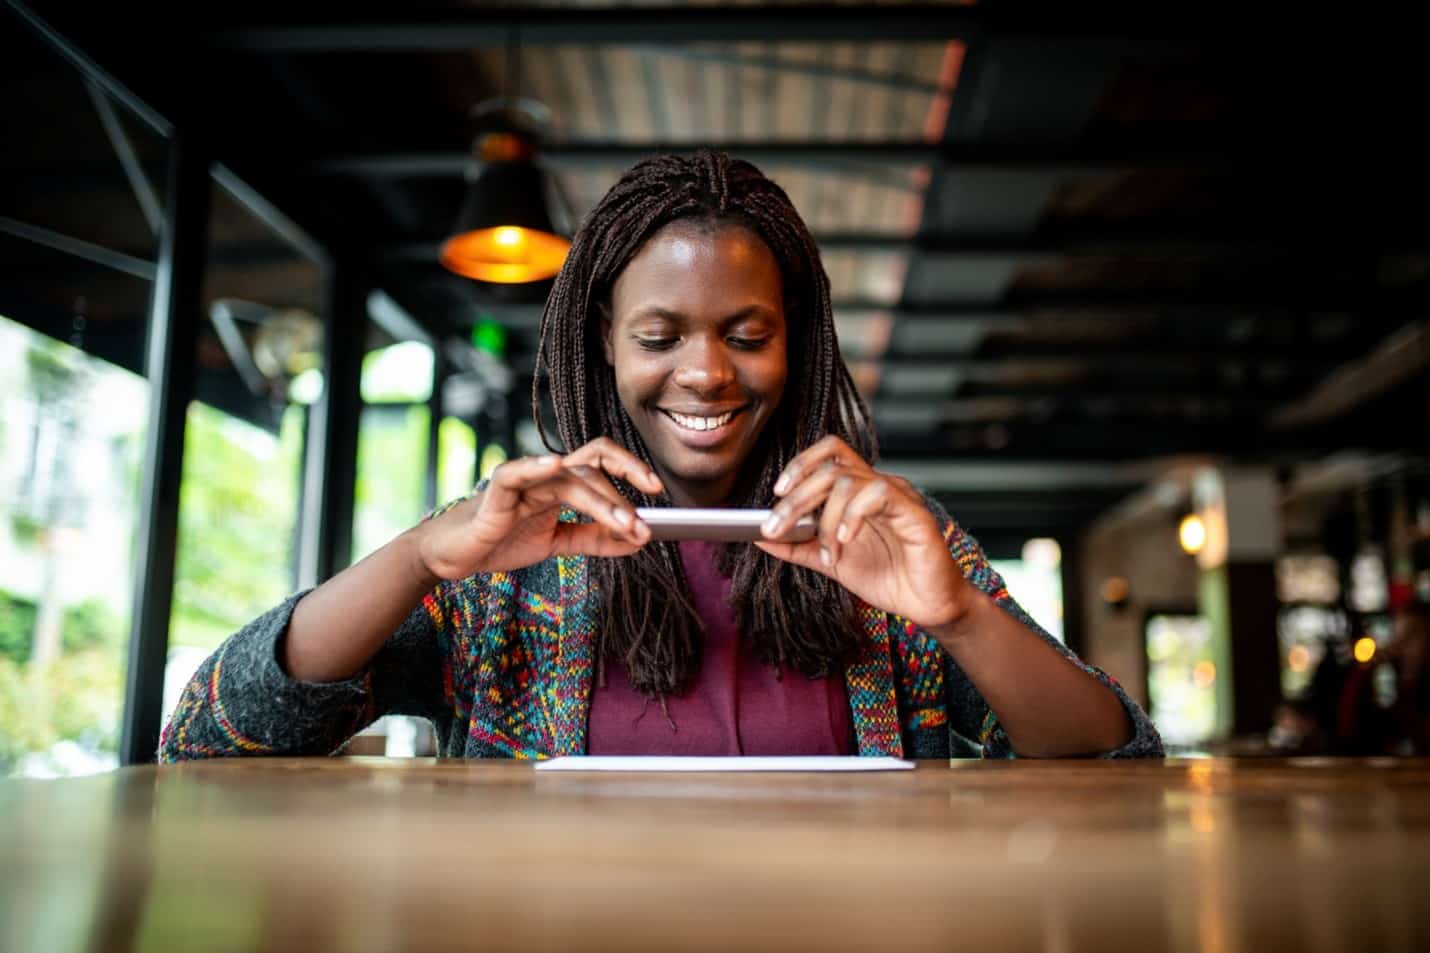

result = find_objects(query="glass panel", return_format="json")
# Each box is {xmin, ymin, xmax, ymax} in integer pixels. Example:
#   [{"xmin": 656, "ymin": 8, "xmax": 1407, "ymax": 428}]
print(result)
[
  {"xmin": 163, "ymin": 178, "xmax": 322, "ymax": 723},
  {"xmin": 1276, "ymin": 554, "xmax": 1341, "ymax": 605},
  {"xmin": 352, "ymin": 403, "xmax": 431, "ymax": 564},
  {"xmin": 352, "ymin": 334, "xmax": 435, "ymax": 562},
  {"xmin": 989, "ymin": 538, "xmax": 1064, "ymax": 642},
  {"xmin": 1277, "ymin": 605, "xmax": 1349, "ymax": 699},
  {"xmin": 350, "ymin": 333, "xmax": 439, "ymax": 755},
  {"xmin": 1145, "ymin": 614, "xmax": 1217, "ymax": 748},
  {"xmin": 0, "ymin": 21, "xmax": 164, "ymax": 776},
  {"xmin": 0, "ymin": 314, "xmax": 148, "ymax": 777},
  {"xmin": 437, "ymin": 416, "xmax": 477, "ymax": 506}
]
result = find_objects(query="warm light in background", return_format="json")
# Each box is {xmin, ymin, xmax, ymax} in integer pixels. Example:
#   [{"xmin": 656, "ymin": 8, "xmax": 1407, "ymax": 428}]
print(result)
[
  {"xmin": 1193, "ymin": 661, "xmax": 1217, "ymax": 688},
  {"xmin": 1178, "ymin": 513, "xmax": 1207, "ymax": 555},
  {"xmin": 1354, "ymin": 637, "xmax": 1377, "ymax": 664},
  {"xmin": 440, "ymin": 125, "xmax": 571, "ymax": 284},
  {"xmin": 440, "ymin": 226, "xmax": 570, "ymax": 284},
  {"xmin": 1101, "ymin": 576, "xmax": 1130, "ymax": 605},
  {"xmin": 1287, "ymin": 644, "xmax": 1312, "ymax": 673}
]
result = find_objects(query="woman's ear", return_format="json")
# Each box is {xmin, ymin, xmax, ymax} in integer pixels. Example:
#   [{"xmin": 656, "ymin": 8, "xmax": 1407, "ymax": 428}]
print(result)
[{"xmin": 599, "ymin": 303, "xmax": 615, "ymax": 366}]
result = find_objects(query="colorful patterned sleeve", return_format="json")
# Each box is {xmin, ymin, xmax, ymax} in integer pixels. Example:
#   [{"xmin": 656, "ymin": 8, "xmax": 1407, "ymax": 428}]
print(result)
[
  {"xmin": 157, "ymin": 589, "xmax": 450, "ymax": 762},
  {"xmin": 922, "ymin": 495, "xmax": 1164, "ymax": 759}
]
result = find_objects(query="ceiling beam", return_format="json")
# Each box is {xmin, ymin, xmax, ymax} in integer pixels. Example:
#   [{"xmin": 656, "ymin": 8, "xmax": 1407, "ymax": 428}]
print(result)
[
  {"xmin": 381, "ymin": 231, "xmax": 1427, "ymax": 264},
  {"xmin": 879, "ymin": 459, "xmax": 1174, "ymax": 492},
  {"xmin": 875, "ymin": 416, "xmax": 1410, "ymax": 460},
  {"xmin": 312, "ymin": 140, "xmax": 1233, "ymax": 178},
  {"xmin": 863, "ymin": 354, "xmax": 1336, "ymax": 376},
  {"xmin": 201, "ymin": 6, "xmax": 1221, "ymax": 53},
  {"xmin": 389, "ymin": 291, "xmax": 1423, "ymax": 332},
  {"xmin": 874, "ymin": 395, "xmax": 1289, "ymax": 424}
]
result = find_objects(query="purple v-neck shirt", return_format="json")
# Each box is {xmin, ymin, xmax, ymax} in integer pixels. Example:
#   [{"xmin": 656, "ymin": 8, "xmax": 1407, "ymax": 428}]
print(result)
[{"xmin": 586, "ymin": 540, "xmax": 855, "ymax": 756}]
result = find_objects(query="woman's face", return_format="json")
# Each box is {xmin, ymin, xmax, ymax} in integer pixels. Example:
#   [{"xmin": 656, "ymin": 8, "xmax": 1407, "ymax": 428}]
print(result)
[{"xmin": 603, "ymin": 221, "xmax": 788, "ymax": 507}]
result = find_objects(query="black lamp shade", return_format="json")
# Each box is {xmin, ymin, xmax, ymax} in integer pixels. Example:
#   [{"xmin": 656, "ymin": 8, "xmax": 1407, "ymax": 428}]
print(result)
[{"xmin": 440, "ymin": 160, "xmax": 570, "ymax": 284}]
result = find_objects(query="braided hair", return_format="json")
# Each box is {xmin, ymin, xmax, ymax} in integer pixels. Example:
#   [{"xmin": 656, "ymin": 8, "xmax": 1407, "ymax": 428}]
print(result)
[{"xmin": 533, "ymin": 150, "xmax": 877, "ymax": 697}]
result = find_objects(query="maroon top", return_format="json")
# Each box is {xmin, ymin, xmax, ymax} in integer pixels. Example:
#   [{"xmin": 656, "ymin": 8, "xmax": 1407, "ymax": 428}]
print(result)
[{"xmin": 586, "ymin": 540, "xmax": 855, "ymax": 756}]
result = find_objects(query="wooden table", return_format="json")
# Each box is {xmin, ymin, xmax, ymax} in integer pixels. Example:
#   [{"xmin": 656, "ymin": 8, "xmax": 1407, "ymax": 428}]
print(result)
[{"xmin": 4, "ymin": 758, "xmax": 1428, "ymax": 952}]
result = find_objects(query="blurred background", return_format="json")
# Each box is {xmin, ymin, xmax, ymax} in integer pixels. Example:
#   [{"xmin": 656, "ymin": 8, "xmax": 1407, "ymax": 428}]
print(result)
[{"xmin": 2, "ymin": 1, "xmax": 1427, "ymax": 774}]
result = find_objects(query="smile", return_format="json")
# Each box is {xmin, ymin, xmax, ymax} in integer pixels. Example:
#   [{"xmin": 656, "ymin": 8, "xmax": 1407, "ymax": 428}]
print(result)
[{"xmin": 661, "ymin": 408, "xmax": 742, "ymax": 432}]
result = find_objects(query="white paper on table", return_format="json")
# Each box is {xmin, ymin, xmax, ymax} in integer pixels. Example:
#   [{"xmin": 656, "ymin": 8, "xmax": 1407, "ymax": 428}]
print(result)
[{"xmin": 534, "ymin": 756, "xmax": 914, "ymax": 772}]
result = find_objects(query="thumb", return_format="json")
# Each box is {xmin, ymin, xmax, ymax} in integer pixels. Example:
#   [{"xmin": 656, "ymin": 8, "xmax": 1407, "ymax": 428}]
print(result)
[
  {"xmin": 554, "ymin": 520, "xmax": 646, "ymax": 558},
  {"xmin": 754, "ymin": 539, "xmax": 827, "ymax": 574}
]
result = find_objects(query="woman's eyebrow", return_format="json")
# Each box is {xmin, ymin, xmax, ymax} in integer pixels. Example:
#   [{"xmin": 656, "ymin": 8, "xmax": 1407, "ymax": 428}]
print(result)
[{"xmin": 627, "ymin": 305, "xmax": 778, "ymax": 325}]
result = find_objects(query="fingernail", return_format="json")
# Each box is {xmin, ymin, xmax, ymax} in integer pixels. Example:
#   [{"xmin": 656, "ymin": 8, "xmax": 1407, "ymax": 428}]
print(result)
[
  {"xmin": 820, "ymin": 546, "xmax": 833, "ymax": 567},
  {"xmin": 774, "ymin": 474, "xmax": 790, "ymax": 495},
  {"xmin": 613, "ymin": 507, "xmax": 633, "ymax": 527},
  {"xmin": 541, "ymin": 454, "xmax": 559, "ymax": 464},
  {"xmin": 763, "ymin": 512, "xmax": 784, "ymax": 535},
  {"xmin": 836, "ymin": 523, "xmax": 850, "ymax": 543}
]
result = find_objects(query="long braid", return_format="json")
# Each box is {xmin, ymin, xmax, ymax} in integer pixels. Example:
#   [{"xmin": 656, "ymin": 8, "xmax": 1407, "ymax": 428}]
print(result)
[{"xmin": 534, "ymin": 150, "xmax": 876, "ymax": 696}]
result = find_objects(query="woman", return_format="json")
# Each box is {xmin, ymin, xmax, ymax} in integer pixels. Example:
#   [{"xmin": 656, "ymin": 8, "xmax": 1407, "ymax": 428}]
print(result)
[{"xmin": 161, "ymin": 152, "xmax": 1161, "ymax": 761}]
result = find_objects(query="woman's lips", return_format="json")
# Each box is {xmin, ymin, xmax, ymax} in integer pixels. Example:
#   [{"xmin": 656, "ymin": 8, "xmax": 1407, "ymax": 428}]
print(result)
[{"xmin": 658, "ymin": 406, "xmax": 746, "ymax": 448}]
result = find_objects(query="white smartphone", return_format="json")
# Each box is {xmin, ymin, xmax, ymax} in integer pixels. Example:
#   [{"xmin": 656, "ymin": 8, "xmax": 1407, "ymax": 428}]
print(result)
[{"xmin": 634, "ymin": 507, "xmax": 817, "ymax": 542}]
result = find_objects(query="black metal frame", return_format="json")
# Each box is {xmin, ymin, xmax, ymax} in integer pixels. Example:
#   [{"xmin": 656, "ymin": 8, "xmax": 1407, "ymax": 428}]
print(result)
[
  {"xmin": 120, "ymin": 132, "xmax": 210, "ymax": 765},
  {"xmin": 298, "ymin": 261, "xmax": 364, "ymax": 587},
  {"xmin": 9, "ymin": 0, "xmax": 358, "ymax": 763}
]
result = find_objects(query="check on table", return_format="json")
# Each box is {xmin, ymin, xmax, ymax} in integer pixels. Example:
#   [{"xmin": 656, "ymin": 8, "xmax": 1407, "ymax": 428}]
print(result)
[
  {"xmin": 534, "ymin": 755, "xmax": 915, "ymax": 771},
  {"xmin": 3, "ymin": 758, "xmax": 1428, "ymax": 952}
]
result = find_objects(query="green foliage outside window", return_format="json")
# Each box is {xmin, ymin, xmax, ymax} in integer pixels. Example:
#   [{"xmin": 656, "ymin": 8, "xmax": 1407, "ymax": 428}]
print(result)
[
  {"xmin": 0, "ymin": 592, "xmax": 127, "ymax": 771},
  {"xmin": 170, "ymin": 402, "xmax": 306, "ymax": 652}
]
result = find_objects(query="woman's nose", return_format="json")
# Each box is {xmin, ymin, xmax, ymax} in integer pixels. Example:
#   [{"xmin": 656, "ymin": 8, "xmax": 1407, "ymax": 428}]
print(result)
[{"xmin": 672, "ymin": 339, "xmax": 735, "ymax": 394}]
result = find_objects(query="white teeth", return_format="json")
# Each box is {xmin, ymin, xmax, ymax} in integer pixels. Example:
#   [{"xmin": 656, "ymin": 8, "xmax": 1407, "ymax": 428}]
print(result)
[{"xmin": 667, "ymin": 410, "xmax": 735, "ymax": 432}]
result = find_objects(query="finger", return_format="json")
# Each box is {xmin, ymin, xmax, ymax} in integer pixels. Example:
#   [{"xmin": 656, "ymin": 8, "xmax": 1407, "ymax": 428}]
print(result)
[
  {"xmin": 564, "ymin": 437, "xmax": 665, "ymax": 497},
  {"xmin": 562, "ymin": 464, "xmax": 660, "ymax": 543},
  {"xmin": 773, "ymin": 435, "xmax": 865, "ymax": 497},
  {"xmin": 483, "ymin": 455, "xmax": 565, "ymax": 512},
  {"xmin": 838, "ymin": 478, "xmax": 895, "ymax": 548},
  {"xmin": 817, "ymin": 472, "xmax": 862, "ymax": 567},
  {"xmin": 553, "ymin": 520, "xmax": 647, "ymax": 559},
  {"xmin": 753, "ymin": 539, "xmax": 828, "ymax": 576},
  {"xmin": 762, "ymin": 460, "xmax": 847, "ymax": 540},
  {"xmin": 526, "ymin": 471, "xmax": 648, "ymax": 544}
]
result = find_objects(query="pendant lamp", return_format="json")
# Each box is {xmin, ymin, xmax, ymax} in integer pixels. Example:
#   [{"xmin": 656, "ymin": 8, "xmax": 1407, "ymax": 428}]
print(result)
[{"xmin": 440, "ymin": 101, "xmax": 570, "ymax": 284}]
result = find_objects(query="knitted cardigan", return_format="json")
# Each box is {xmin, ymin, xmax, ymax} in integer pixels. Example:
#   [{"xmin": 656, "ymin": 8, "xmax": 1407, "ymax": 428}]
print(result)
[{"xmin": 159, "ymin": 496, "xmax": 1163, "ymax": 762}]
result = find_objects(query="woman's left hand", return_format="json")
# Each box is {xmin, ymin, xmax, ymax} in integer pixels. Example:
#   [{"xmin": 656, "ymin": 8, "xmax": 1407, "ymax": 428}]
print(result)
[{"xmin": 755, "ymin": 435, "xmax": 973, "ymax": 630}]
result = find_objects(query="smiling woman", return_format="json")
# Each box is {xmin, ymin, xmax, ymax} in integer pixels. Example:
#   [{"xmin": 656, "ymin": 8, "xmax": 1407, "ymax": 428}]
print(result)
[
  {"xmin": 601, "ymin": 225, "xmax": 788, "ymax": 505},
  {"xmin": 159, "ymin": 151, "xmax": 1163, "ymax": 764},
  {"xmin": 530, "ymin": 154, "xmax": 876, "ymax": 704}
]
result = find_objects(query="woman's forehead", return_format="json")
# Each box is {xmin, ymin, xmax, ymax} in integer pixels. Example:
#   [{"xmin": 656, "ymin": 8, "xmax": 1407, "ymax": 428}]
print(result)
[{"xmin": 613, "ymin": 222, "xmax": 782, "ymax": 307}]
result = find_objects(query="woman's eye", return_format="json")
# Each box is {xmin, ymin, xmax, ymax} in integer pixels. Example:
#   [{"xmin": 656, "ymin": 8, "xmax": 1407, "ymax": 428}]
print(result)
[
  {"xmin": 728, "ymin": 337, "xmax": 769, "ymax": 350},
  {"xmin": 635, "ymin": 337, "xmax": 677, "ymax": 351}
]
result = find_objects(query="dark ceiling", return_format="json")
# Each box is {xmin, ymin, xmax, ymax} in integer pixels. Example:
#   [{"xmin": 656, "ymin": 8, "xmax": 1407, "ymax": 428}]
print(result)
[{"xmin": 5, "ymin": 1, "xmax": 1428, "ymax": 550}]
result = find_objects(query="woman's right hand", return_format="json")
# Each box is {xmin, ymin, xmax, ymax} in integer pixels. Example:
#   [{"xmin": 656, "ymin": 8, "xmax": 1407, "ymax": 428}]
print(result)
[{"xmin": 415, "ymin": 437, "xmax": 664, "ymax": 581}]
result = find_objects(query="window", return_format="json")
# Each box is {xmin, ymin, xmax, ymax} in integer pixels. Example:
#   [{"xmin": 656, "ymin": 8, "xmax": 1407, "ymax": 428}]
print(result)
[
  {"xmin": 0, "ymin": 19, "xmax": 167, "ymax": 774},
  {"xmin": 0, "ymin": 316, "xmax": 148, "ymax": 776},
  {"xmin": 163, "ymin": 178, "xmax": 322, "ymax": 724},
  {"xmin": 1145, "ymin": 614, "xmax": 1217, "ymax": 747},
  {"xmin": 989, "ymin": 538, "xmax": 1064, "ymax": 641},
  {"xmin": 352, "ymin": 337, "xmax": 434, "ymax": 563}
]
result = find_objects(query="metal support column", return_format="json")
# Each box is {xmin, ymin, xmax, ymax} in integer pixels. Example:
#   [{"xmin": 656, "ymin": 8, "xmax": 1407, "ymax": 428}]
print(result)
[
  {"xmin": 297, "ymin": 260, "xmax": 365, "ymax": 587},
  {"xmin": 1060, "ymin": 534, "xmax": 1085, "ymax": 658},
  {"xmin": 120, "ymin": 133, "xmax": 210, "ymax": 764},
  {"xmin": 425, "ymin": 353, "xmax": 446, "ymax": 512}
]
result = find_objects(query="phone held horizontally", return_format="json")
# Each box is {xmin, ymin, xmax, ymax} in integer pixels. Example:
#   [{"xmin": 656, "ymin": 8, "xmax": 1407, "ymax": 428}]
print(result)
[{"xmin": 635, "ymin": 508, "xmax": 817, "ymax": 542}]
